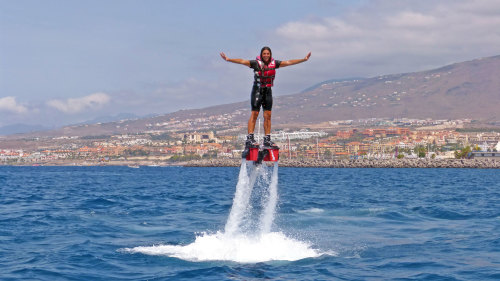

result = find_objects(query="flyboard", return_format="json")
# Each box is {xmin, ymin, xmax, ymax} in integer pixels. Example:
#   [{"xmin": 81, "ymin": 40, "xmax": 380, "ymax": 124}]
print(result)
[{"xmin": 242, "ymin": 142, "xmax": 279, "ymax": 164}]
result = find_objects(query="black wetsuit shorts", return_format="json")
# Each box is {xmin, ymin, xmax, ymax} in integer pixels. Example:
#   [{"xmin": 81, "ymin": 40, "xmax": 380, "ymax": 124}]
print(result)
[{"xmin": 250, "ymin": 85, "xmax": 273, "ymax": 111}]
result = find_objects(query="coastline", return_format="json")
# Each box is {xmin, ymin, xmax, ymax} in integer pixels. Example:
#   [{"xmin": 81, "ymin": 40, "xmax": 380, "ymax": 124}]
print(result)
[
  {"xmin": 2, "ymin": 158, "xmax": 499, "ymax": 168},
  {"xmin": 184, "ymin": 158, "xmax": 500, "ymax": 168}
]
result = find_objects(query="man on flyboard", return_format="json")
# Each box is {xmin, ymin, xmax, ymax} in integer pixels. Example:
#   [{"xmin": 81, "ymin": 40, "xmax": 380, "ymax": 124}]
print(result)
[{"xmin": 220, "ymin": 47, "xmax": 311, "ymax": 156}]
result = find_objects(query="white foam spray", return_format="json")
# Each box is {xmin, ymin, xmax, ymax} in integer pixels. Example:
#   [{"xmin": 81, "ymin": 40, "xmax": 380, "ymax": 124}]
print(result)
[
  {"xmin": 125, "ymin": 231, "xmax": 320, "ymax": 263},
  {"xmin": 124, "ymin": 159, "xmax": 329, "ymax": 262}
]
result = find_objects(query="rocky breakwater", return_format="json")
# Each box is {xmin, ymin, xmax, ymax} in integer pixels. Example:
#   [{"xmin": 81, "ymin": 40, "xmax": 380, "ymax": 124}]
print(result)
[
  {"xmin": 185, "ymin": 158, "xmax": 240, "ymax": 167},
  {"xmin": 184, "ymin": 158, "xmax": 500, "ymax": 168}
]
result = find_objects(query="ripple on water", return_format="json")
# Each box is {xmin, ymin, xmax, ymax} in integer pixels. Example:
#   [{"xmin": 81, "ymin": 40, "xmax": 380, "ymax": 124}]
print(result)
[{"xmin": 1, "ymin": 167, "xmax": 500, "ymax": 280}]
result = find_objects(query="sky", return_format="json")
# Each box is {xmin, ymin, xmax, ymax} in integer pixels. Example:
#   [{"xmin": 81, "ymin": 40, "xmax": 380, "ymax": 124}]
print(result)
[{"xmin": 1, "ymin": 0, "xmax": 500, "ymax": 129}]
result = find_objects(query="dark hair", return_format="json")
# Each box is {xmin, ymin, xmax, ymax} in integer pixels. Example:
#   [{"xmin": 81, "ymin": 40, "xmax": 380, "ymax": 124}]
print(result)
[{"xmin": 260, "ymin": 46, "xmax": 272, "ymax": 62}]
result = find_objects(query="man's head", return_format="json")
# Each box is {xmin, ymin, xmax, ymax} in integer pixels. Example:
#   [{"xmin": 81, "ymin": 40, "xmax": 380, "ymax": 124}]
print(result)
[{"xmin": 260, "ymin": 46, "xmax": 272, "ymax": 64}]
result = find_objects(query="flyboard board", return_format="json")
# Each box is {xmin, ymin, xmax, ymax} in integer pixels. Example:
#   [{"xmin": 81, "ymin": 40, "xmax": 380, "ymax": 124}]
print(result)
[{"xmin": 242, "ymin": 144, "xmax": 279, "ymax": 164}]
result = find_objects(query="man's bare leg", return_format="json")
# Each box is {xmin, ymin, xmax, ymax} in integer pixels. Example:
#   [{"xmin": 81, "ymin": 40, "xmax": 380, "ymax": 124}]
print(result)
[
  {"xmin": 248, "ymin": 110, "xmax": 260, "ymax": 134},
  {"xmin": 263, "ymin": 110, "xmax": 277, "ymax": 147},
  {"xmin": 242, "ymin": 111, "xmax": 260, "ymax": 158},
  {"xmin": 263, "ymin": 110, "xmax": 272, "ymax": 135}
]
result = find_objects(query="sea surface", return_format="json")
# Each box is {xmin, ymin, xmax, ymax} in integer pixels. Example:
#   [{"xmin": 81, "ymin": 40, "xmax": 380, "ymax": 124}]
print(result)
[{"xmin": 1, "ymin": 165, "xmax": 499, "ymax": 280}]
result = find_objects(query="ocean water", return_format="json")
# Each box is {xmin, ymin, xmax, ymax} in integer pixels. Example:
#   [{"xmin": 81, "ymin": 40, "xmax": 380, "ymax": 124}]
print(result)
[{"xmin": 1, "ymin": 165, "xmax": 499, "ymax": 280}]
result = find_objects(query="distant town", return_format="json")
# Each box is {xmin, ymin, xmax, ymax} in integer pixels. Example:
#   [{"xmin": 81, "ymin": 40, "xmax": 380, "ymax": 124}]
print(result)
[{"xmin": 2, "ymin": 115, "xmax": 500, "ymax": 166}]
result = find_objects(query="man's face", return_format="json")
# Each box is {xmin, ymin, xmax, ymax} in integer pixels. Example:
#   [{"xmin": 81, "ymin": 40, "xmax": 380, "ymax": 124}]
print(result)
[{"xmin": 261, "ymin": 50, "xmax": 271, "ymax": 63}]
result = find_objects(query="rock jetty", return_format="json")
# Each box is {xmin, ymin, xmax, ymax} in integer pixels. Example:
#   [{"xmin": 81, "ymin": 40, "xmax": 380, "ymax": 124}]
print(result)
[{"xmin": 184, "ymin": 158, "xmax": 500, "ymax": 168}]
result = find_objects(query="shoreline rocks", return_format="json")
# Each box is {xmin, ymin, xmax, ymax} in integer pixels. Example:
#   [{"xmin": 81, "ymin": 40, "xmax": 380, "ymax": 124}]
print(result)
[
  {"xmin": 184, "ymin": 158, "xmax": 500, "ymax": 168},
  {"xmin": 3, "ymin": 158, "xmax": 499, "ymax": 168}
]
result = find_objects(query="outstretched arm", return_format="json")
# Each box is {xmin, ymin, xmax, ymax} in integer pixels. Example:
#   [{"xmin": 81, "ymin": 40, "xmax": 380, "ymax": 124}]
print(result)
[
  {"xmin": 279, "ymin": 52, "xmax": 311, "ymax": 68},
  {"xmin": 220, "ymin": 52, "xmax": 251, "ymax": 67}
]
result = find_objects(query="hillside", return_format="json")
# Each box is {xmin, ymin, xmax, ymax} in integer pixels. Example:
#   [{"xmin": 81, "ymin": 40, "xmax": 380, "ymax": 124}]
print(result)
[
  {"xmin": 8, "ymin": 55, "xmax": 500, "ymax": 138},
  {"xmin": 273, "ymin": 55, "xmax": 500, "ymax": 124}
]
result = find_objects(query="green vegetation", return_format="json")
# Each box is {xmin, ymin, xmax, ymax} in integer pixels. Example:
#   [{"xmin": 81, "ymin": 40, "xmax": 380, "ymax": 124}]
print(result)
[
  {"xmin": 150, "ymin": 133, "xmax": 174, "ymax": 141},
  {"xmin": 323, "ymin": 150, "xmax": 332, "ymax": 159},
  {"xmin": 398, "ymin": 148, "xmax": 413, "ymax": 154},
  {"xmin": 342, "ymin": 133, "xmax": 366, "ymax": 143},
  {"xmin": 123, "ymin": 149, "xmax": 150, "ymax": 156},
  {"xmin": 397, "ymin": 154, "xmax": 404, "ymax": 159},
  {"xmin": 414, "ymin": 146, "xmax": 427, "ymax": 158},
  {"xmin": 454, "ymin": 146, "xmax": 471, "ymax": 159},
  {"xmin": 202, "ymin": 151, "xmax": 217, "ymax": 159},
  {"xmin": 168, "ymin": 154, "xmax": 201, "ymax": 162}
]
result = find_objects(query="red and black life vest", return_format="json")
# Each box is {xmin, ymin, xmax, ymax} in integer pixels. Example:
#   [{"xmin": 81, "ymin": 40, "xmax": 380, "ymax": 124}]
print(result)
[{"xmin": 254, "ymin": 56, "xmax": 276, "ymax": 87}]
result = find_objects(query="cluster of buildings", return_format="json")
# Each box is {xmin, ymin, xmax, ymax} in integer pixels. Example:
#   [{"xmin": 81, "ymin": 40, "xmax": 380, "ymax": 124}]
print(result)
[
  {"xmin": 2, "ymin": 126, "xmax": 500, "ymax": 165},
  {"xmin": 314, "ymin": 128, "xmax": 500, "ymax": 159}
]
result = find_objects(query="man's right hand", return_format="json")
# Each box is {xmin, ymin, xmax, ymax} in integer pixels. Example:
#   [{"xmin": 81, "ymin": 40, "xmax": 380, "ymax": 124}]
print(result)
[{"xmin": 220, "ymin": 52, "xmax": 228, "ymax": 61}]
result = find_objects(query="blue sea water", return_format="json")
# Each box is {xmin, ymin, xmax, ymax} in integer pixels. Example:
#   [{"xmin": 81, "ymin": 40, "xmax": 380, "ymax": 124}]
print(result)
[{"xmin": 1, "ymin": 166, "xmax": 499, "ymax": 280}]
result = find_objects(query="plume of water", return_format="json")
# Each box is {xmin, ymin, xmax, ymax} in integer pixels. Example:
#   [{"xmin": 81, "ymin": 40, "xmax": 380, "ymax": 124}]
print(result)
[
  {"xmin": 225, "ymin": 160, "xmax": 278, "ymax": 235},
  {"xmin": 224, "ymin": 159, "xmax": 260, "ymax": 235},
  {"xmin": 125, "ymin": 159, "xmax": 327, "ymax": 262},
  {"xmin": 259, "ymin": 162, "xmax": 279, "ymax": 234}
]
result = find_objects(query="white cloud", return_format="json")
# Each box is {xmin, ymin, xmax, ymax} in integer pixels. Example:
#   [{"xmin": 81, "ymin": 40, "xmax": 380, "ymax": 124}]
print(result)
[
  {"xmin": 0, "ymin": 96, "xmax": 28, "ymax": 114},
  {"xmin": 47, "ymin": 92, "xmax": 111, "ymax": 113},
  {"xmin": 386, "ymin": 12, "xmax": 437, "ymax": 28},
  {"xmin": 271, "ymin": 0, "xmax": 500, "ymax": 81},
  {"xmin": 277, "ymin": 18, "xmax": 362, "ymax": 41}
]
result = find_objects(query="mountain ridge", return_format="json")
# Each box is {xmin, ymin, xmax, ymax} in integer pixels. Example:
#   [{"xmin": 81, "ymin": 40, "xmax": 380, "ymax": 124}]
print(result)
[{"xmin": 6, "ymin": 55, "xmax": 500, "ymax": 138}]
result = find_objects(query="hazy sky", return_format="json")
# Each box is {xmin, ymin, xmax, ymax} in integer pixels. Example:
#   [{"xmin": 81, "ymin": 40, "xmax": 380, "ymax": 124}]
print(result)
[{"xmin": 1, "ymin": 0, "xmax": 500, "ymax": 128}]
